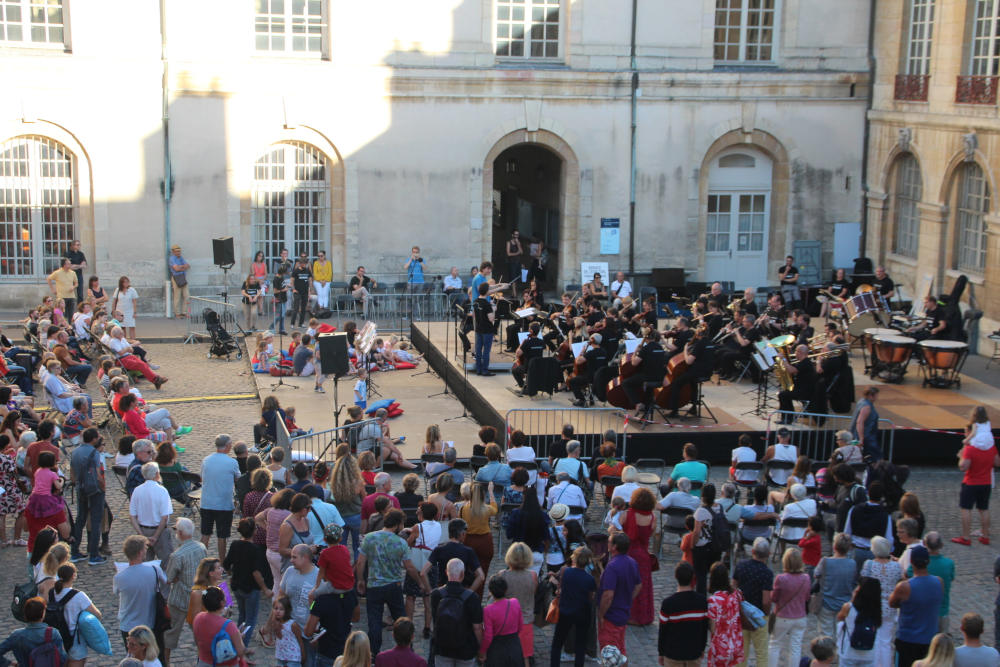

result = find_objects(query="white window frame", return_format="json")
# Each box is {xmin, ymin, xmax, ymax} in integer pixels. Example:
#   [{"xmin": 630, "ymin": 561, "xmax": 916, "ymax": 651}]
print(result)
[
  {"xmin": 970, "ymin": 0, "xmax": 1000, "ymax": 76},
  {"xmin": 0, "ymin": 0, "xmax": 68, "ymax": 49},
  {"xmin": 905, "ymin": 0, "xmax": 935, "ymax": 75},
  {"xmin": 713, "ymin": 0, "xmax": 779, "ymax": 64},
  {"xmin": 955, "ymin": 162, "xmax": 989, "ymax": 273},
  {"xmin": 893, "ymin": 154, "xmax": 921, "ymax": 258},
  {"xmin": 0, "ymin": 136, "xmax": 77, "ymax": 281},
  {"xmin": 253, "ymin": 0, "xmax": 327, "ymax": 58},
  {"xmin": 494, "ymin": 0, "xmax": 563, "ymax": 61},
  {"xmin": 251, "ymin": 142, "xmax": 330, "ymax": 269}
]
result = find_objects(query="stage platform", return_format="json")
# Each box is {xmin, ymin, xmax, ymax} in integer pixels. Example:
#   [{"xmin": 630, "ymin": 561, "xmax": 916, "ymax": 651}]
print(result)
[{"xmin": 411, "ymin": 321, "xmax": 1000, "ymax": 466}]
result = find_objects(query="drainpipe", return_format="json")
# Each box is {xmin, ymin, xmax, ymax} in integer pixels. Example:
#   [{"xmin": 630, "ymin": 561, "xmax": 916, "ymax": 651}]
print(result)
[
  {"xmin": 628, "ymin": 0, "xmax": 638, "ymax": 275},
  {"xmin": 159, "ymin": 0, "xmax": 174, "ymax": 314},
  {"xmin": 859, "ymin": 0, "xmax": 877, "ymax": 258}
]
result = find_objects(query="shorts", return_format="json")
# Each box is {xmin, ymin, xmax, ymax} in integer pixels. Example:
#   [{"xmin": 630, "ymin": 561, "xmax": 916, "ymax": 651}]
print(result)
[
  {"xmin": 68, "ymin": 632, "xmax": 88, "ymax": 660},
  {"xmin": 200, "ymin": 508, "xmax": 234, "ymax": 538},
  {"xmin": 960, "ymin": 483, "xmax": 992, "ymax": 510}
]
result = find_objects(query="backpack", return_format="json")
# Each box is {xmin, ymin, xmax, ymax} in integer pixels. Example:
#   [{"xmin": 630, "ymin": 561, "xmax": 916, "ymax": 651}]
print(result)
[
  {"xmin": 848, "ymin": 612, "xmax": 878, "ymax": 651},
  {"xmin": 211, "ymin": 619, "xmax": 238, "ymax": 665},
  {"xmin": 11, "ymin": 575, "xmax": 39, "ymax": 622},
  {"xmin": 434, "ymin": 588, "xmax": 474, "ymax": 654},
  {"xmin": 705, "ymin": 504, "xmax": 732, "ymax": 556},
  {"xmin": 79, "ymin": 447, "xmax": 101, "ymax": 497},
  {"xmin": 45, "ymin": 589, "xmax": 79, "ymax": 651},
  {"xmin": 28, "ymin": 627, "xmax": 62, "ymax": 667}
]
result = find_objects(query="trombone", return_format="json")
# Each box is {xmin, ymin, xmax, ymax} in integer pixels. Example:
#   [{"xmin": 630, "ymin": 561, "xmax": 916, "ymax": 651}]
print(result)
[{"xmin": 807, "ymin": 348, "xmax": 844, "ymax": 360}]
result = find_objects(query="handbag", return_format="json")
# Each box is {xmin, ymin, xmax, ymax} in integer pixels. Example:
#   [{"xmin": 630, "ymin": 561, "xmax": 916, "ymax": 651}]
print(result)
[
  {"xmin": 151, "ymin": 567, "xmax": 171, "ymax": 635},
  {"xmin": 533, "ymin": 577, "xmax": 553, "ymax": 627},
  {"xmin": 768, "ymin": 575, "xmax": 810, "ymax": 633},
  {"xmin": 649, "ymin": 552, "xmax": 660, "ymax": 572},
  {"xmin": 740, "ymin": 600, "xmax": 766, "ymax": 630},
  {"xmin": 545, "ymin": 596, "xmax": 560, "ymax": 624}
]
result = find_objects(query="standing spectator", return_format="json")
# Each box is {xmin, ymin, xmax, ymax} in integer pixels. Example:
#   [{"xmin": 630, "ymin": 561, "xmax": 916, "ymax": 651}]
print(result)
[
  {"xmin": 47, "ymin": 258, "xmax": 79, "ymax": 318},
  {"xmin": 843, "ymin": 482, "xmax": 893, "ymax": 569},
  {"xmin": 50, "ymin": 563, "xmax": 102, "ymax": 665},
  {"xmin": 69, "ymin": 428, "xmax": 107, "ymax": 565},
  {"xmin": 459, "ymin": 481, "xmax": 497, "ymax": 596},
  {"xmin": 404, "ymin": 246, "xmax": 425, "ymax": 319},
  {"xmin": 425, "ymin": 519, "xmax": 484, "ymax": 591},
  {"xmin": 815, "ymin": 533, "xmax": 858, "ymax": 638},
  {"xmin": 804, "ymin": 636, "xmax": 837, "ymax": 667},
  {"xmin": 331, "ymin": 451, "xmax": 365, "ymax": 559},
  {"xmin": 550, "ymin": 547, "xmax": 596, "ymax": 667},
  {"xmin": 235, "ymin": 454, "xmax": 262, "ymax": 509},
  {"xmin": 168, "ymin": 245, "xmax": 190, "ymax": 318},
  {"xmin": 223, "ymin": 518, "xmax": 271, "ymax": 647},
  {"xmin": 608, "ymin": 489, "xmax": 652, "ymax": 627},
  {"xmin": 692, "ymin": 484, "xmax": 724, "ymax": 595},
  {"xmin": 954, "ymin": 410, "xmax": 999, "ymax": 546},
  {"xmin": 125, "ymin": 626, "xmax": 161, "ymax": 667},
  {"xmin": 278, "ymin": 493, "xmax": 317, "ymax": 573},
  {"xmin": 666, "ymin": 444, "xmax": 709, "ymax": 496},
  {"xmin": 598, "ymin": 533, "xmax": 640, "ymax": 655},
  {"xmin": 478, "ymin": 575, "xmax": 524, "ymax": 666},
  {"xmin": 955, "ymin": 613, "xmax": 1000, "ymax": 667},
  {"xmin": 498, "ymin": 542, "xmax": 538, "ymax": 664},
  {"xmin": 192, "ymin": 587, "xmax": 246, "ymax": 667},
  {"xmin": 891, "ymin": 545, "xmax": 944, "ymax": 667},
  {"xmin": 707, "ymin": 561, "xmax": 744, "ymax": 667},
  {"xmin": 472, "ymin": 281, "xmax": 496, "ymax": 377},
  {"xmin": 835, "ymin": 576, "xmax": 884, "ymax": 667},
  {"xmin": 64, "ymin": 240, "xmax": 87, "ymax": 304},
  {"xmin": 0, "ymin": 433, "xmax": 27, "ymax": 548},
  {"xmin": 430, "ymin": 557, "xmax": 483, "ymax": 667},
  {"xmin": 304, "ymin": 581, "xmax": 360, "ymax": 666},
  {"xmin": 860, "ymin": 536, "xmax": 903, "ymax": 667},
  {"xmin": 257, "ymin": 488, "xmax": 295, "ymax": 588},
  {"xmin": 270, "ymin": 264, "xmax": 290, "ymax": 335},
  {"xmin": 335, "ymin": 631, "xmax": 372, "ymax": 667},
  {"xmin": 768, "ymin": 547, "xmax": 811, "ymax": 667},
  {"xmin": 290, "ymin": 253, "xmax": 312, "ymax": 329},
  {"xmin": 200, "ymin": 433, "xmax": 241, "ymax": 557},
  {"xmin": 162, "ymin": 517, "xmax": 207, "ymax": 666},
  {"xmin": 376, "ymin": 617, "xmax": 427, "ymax": 667},
  {"xmin": 906, "ymin": 532, "xmax": 954, "ymax": 635},
  {"xmin": 913, "ymin": 634, "xmax": 954, "ymax": 667},
  {"xmin": 24, "ymin": 451, "xmax": 70, "ymax": 551},
  {"xmin": 357, "ymin": 509, "xmax": 427, "ymax": 656},
  {"xmin": 280, "ymin": 544, "xmax": 319, "ymax": 666},
  {"xmin": 303, "ymin": 484, "xmax": 343, "ymax": 545},
  {"xmin": 659, "ymin": 561, "xmax": 709, "ymax": 667},
  {"xmin": 128, "ymin": 462, "xmax": 174, "ymax": 561},
  {"xmin": 849, "ymin": 386, "xmax": 881, "ymax": 461},
  {"xmin": 733, "ymin": 537, "xmax": 773, "ymax": 667},
  {"xmin": 0, "ymin": 596, "xmax": 67, "ymax": 665},
  {"xmin": 897, "ymin": 518, "xmax": 925, "ymax": 574},
  {"xmin": 111, "ymin": 276, "xmax": 140, "ymax": 339}
]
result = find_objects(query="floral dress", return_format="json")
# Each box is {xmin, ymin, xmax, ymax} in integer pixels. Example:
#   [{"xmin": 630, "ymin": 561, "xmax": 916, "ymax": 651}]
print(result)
[
  {"xmin": 707, "ymin": 588, "xmax": 745, "ymax": 667},
  {"xmin": 0, "ymin": 450, "xmax": 26, "ymax": 515}
]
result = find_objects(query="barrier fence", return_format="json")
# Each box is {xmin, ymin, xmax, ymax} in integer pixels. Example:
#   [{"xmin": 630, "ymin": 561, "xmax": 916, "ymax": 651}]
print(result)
[
  {"xmin": 504, "ymin": 407, "xmax": 630, "ymax": 461},
  {"xmin": 285, "ymin": 417, "xmax": 382, "ymax": 467},
  {"xmin": 764, "ymin": 410, "xmax": 896, "ymax": 462}
]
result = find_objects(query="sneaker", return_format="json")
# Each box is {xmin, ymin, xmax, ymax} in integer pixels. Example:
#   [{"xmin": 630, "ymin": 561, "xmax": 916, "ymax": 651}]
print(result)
[
  {"xmin": 176, "ymin": 426, "xmax": 193, "ymax": 436},
  {"xmin": 87, "ymin": 556, "xmax": 108, "ymax": 566},
  {"xmin": 560, "ymin": 653, "xmax": 575, "ymax": 663},
  {"xmin": 70, "ymin": 553, "xmax": 88, "ymax": 563},
  {"xmin": 314, "ymin": 386, "xmax": 325, "ymax": 393},
  {"xmin": 149, "ymin": 364, "xmax": 161, "ymax": 370},
  {"xmin": 173, "ymin": 445, "xmax": 186, "ymax": 453}
]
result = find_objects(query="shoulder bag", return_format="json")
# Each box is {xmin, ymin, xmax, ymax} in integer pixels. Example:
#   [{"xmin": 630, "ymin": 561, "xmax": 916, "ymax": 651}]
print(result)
[{"xmin": 768, "ymin": 574, "xmax": 810, "ymax": 633}]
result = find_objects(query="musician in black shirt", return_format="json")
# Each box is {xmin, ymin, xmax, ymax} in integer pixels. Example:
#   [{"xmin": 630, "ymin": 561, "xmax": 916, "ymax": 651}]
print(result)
[
  {"xmin": 739, "ymin": 287, "xmax": 760, "ymax": 318},
  {"xmin": 569, "ymin": 333, "xmax": 609, "ymax": 406},
  {"xmin": 821, "ymin": 268, "xmax": 850, "ymax": 319},
  {"xmin": 778, "ymin": 255, "xmax": 801, "ymax": 307},
  {"xmin": 792, "ymin": 312, "xmax": 815, "ymax": 347},
  {"xmin": 472, "ymin": 282, "xmax": 497, "ymax": 376},
  {"xmin": 717, "ymin": 314, "xmax": 761, "ymax": 380},
  {"xmin": 628, "ymin": 297, "xmax": 658, "ymax": 335},
  {"xmin": 760, "ymin": 293, "xmax": 787, "ymax": 338},
  {"xmin": 291, "ymin": 254, "xmax": 313, "ymax": 327},
  {"xmin": 907, "ymin": 295, "xmax": 961, "ymax": 341},
  {"xmin": 872, "ymin": 266, "xmax": 895, "ymax": 299},
  {"xmin": 585, "ymin": 302, "xmax": 604, "ymax": 328},
  {"xmin": 708, "ymin": 282, "xmax": 729, "ymax": 309},
  {"xmin": 667, "ymin": 332, "xmax": 712, "ymax": 417},
  {"xmin": 512, "ymin": 321, "xmax": 546, "ymax": 388},
  {"xmin": 777, "ymin": 344, "xmax": 818, "ymax": 421},
  {"xmin": 623, "ymin": 330, "xmax": 667, "ymax": 412},
  {"xmin": 663, "ymin": 317, "xmax": 694, "ymax": 361},
  {"xmin": 704, "ymin": 301, "xmax": 725, "ymax": 340}
]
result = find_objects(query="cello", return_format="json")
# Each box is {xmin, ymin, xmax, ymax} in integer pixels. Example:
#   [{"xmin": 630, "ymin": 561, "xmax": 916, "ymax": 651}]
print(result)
[
  {"xmin": 606, "ymin": 331, "xmax": 655, "ymax": 409},
  {"xmin": 654, "ymin": 322, "xmax": 707, "ymax": 411}
]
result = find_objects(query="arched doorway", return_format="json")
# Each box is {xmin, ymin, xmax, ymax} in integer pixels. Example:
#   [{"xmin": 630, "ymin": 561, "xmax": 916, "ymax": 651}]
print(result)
[{"xmin": 491, "ymin": 144, "xmax": 562, "ymax": 290}]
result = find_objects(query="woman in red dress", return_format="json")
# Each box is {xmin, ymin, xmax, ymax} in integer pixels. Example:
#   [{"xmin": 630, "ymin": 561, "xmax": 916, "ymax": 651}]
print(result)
[{"xmin": 611, "ymin": 487, "xmax": 656, "ymax": 625}]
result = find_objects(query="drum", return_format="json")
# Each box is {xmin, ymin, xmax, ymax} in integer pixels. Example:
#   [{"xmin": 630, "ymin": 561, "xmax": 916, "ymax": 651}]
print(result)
[
  {"xmin": 846, "ymin": 293, "xmax": 884, "ymax": 336},
  {"xmin": 874, "ymin": 334, "xmax": 915, "ymax": 364},
  {"xmin": 863, "ymin": 327, "xmax": 897, "ymax": 357},
  {"xmin": 919, "ymin": 340, "xmax": 967, "ymax": 369}
]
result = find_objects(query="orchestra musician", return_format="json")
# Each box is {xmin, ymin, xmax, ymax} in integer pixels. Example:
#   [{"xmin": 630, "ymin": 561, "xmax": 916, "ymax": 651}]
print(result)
[
  {"xmin": 778, "ymin": 255, "xmax": 801, "ymax": 307},
  {"xmin": 584, "ymin": 301, "xmax": 604, "ymax": 329},
  {"xmin": 468, "ymin": 261, "xmax": 493, "ymax": 302},
  {"xmin": 716, "ymin": 313, "xmax": 761, "ymax": 381},
  {"xmin": 791, "ymin": 312, "xmax": 815, "ymax": 347},
  {"xmin": 543, "ymin": 293, "xmax": 577, "ymax": 352},
  {"xmin": 906, "ymin": 295, "xmax": 963, "ymax": 342},
  {"xmin": 872, "ymin": 266, "xmax": 896, "ymax": 299},
  {"xmin": 512, "ymin": 321, "xmax": 547, "ymax": 389},
  {"xmin": 569, "ymin": 333, "xmax": 609, "ymax": 407},
  {"xmin": 820, "ymin": 268, "xmax": 849, "ymax": 319},
  {"xmin": 759, "ymin": 293, "xmax": 787, "ymax": 338},
  {"xmin": 662, "ymin": 316, "xmax": 694, "ymax": 361},
  {"xmin": 814, "ymin": 341, "xmax": 851, "ymax": 414},
  {"xmin": 629, "ymin": 297, "xmax": 658, "ymax": 336},
  {"xmin": 599, "ymin": 308, "xmax": 622, "ymax": 352},
  {"xmin": 740, "ymin": 287, "xmax": 759, "ymax": 317},
  {"xmin": 618, "ymin": 296, "xmax": 637, "ymax": 323},
  {"xmin": 624, "ymin": 329, "xmax": 667, "ymax": 415},
  {"xmin": 472, "ymin": 281, "xmax": 497, "ymax": 376},
  {"xmin": 708, "ymin": 282, "xmax": 729, "ymax": 309},
  {"xmin": 777, "ymin": 344, "xmax": 818, "ymax": 423},
  {"xmin": 665, "ymin": 326, "xmax": 712, "ymax": 418},
  {"xmin": 703, "ymin": 301, "xmax": 725, "ymax": 340},
  {"xmin": 505, "ymin": 289, "xmax": 540, "ymax": 352}
]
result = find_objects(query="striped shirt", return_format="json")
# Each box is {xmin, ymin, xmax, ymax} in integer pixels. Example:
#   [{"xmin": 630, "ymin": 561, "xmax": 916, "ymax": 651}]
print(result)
[
  {"xmin": 658, "ymin": 590, "xmax": 709, "ymax": 662},
  {"xmin": 164, "ymin": 538, "xmax": 207, "ymax": 610}
]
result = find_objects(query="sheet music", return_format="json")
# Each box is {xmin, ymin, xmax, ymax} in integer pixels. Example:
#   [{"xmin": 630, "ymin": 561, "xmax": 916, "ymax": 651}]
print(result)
[
  {"xmin": 571, "ymin": 342, "xmax": 586, "ymax": 358},
  {"xmin": 623, "ymin": 331, "xmax": 637, "ymax": 340},
  {"xmin": 515, "ymin": 307, "xmax": 536, "ymax": 318},
  {"xmin": 623, "ymin": 339, "xmax": 641, "ymax": 354},
  {"xmin": 517, "ymin": 332, "xmax": 530, "ymax": 344}
]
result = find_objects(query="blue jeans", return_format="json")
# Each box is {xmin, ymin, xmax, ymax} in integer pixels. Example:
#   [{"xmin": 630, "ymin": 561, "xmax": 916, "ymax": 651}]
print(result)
[
  {"xmin": 366, "ymin": 582, "xmax": 405, "ymax": 655},
  {"xmin": 271, "ymin": 301, "xmax": 286, "ymax": 332},
  {"xmin": 341, "ymin": 513, "xmax": 361, "ymax": 560},
  {"xmin": 475, "ymin": 333, "xmax": 493, "ymax": 374},
  {"xmin": 233, "ymin": 588, "xmax": 260, "ymax": 646},
  {"xmin": 73, "ymin": 492, "xmax": 105, "ymax": 559},
  {"xmin": 66, "ymin": 363, "xmax": 92, "ymax": 386},
  {"xmin": 4, "ymin": 364, "xmax": 32, "ymax": 396}
]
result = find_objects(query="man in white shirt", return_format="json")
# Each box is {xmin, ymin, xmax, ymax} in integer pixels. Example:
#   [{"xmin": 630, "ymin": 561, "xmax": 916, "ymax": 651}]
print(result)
[
  {"xmin": 656, "ymin": 477, "xmax": 700, "ymax": 529},
  {"xmin": 443, "ymin": 266, "xmax": 466, "ymax": 307},
  {"xmin": 128, "ymin": 461, "xmax": 174, "ymax": 560},
  {"xmin": 731, "ymin": 435, "xmax": 760, "ymax": 483},
  {"xmin": 546, "ymin": 472, "xmax": 587, "ymax": 523},
  {"xmin": 610, "ymin": 271, "xmax": 633, "ymax": 308}
]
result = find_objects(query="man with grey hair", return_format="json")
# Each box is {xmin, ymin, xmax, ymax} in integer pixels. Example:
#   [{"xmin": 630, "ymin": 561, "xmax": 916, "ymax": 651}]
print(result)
[
  {"xmin": 546, "ymin": 471, "xmax": 587, "ymax": 523},
  {"xmin": 200, "ymin": 433, "xmax": 241, "ymax": 556},
  {"xmin": 124, "ymin": 438, "xmax": 156, "ymax": 497},
  {"xmin": 778, "ymin": 483, "xmax": 818, "ymax": 542},
  {"xmin": 430, "ymin": 557, "xmax": 483, "ymax": 666},
  {"xmin": 426, "ymin": 446, "xmax": 465, "ymax": 502},
  {"xmin": 128, "ymin": 461, "xmax": 174, "ymax": 560},
  {"xmin": 909, "ymin": 531, "xmax": 955, "ymax": 635},
  {"xmin": 733, "ymin": 536, "xmax": 773, "ymax": 667},
  {"xmin": 656, "ymin": 477, "xmax": 700, "ymax": 530},
  {"xmin": 163, "ymin": 517, "xmax": 206, "ymax": 664},
  {"xmin": 280, "ymin": 543, "xmax": 320, "ymax": 666},
  {"xmin": 553, "ymin": 439, "xmax": 590, "ymax": 487},
  {"xmin": 361, "ymin": 471, "xmax": 401, "ymax": 533}
]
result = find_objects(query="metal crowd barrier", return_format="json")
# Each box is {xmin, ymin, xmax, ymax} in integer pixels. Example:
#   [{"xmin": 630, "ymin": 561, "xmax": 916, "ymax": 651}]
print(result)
[
  {"xmin": 504, "ymin": 407, "xmax": 630, "ymax": 460},
  {"xmin": 764, "ymin": 410, "xmax": 896, "ymax": 462},
  {"xmin": 286, "ymin": 417, "xmax": 382, "ymax": 467}
]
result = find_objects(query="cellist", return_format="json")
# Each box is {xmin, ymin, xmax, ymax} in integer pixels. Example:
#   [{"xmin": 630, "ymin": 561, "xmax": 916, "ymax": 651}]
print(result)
[
  {"xmin": 664, "ymin": 323, "xmax": 712, "ymax": 418},
  {"xmin": 623, "ymin": 329, "xmax": 667, "ymax": 416},
  {"xmin": 569, "ymin": 333, "xmax": 609, "ymax": 407}
]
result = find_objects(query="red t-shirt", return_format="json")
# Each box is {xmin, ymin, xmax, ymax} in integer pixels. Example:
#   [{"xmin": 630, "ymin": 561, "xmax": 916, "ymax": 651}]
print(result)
[
  {"xmin": 798, "ymin": 533, "xmax": 822, "ymax": 567},
  {"xmin": 122, "ymin": 409, "xmax": 150, "ymax": 438},
  {"xmin": 26, "ymin": 441, "xmax": 60, "ymax": 475},
  {"xmin": 317, "ymin": 544, "xmax": 354, "ymax": 590},
  {"xmin": 962, "ymin": 444, "xmax": 997, "ymax": 486},
  {"xmin": 192, "ymin": 612, "xmax": 240, "ymax": 665},
  {"xmin": 360, "ymin": 492, "xmax": 400, "ymax": 521},
  {"xmin": 362, "ymin": 470, "xmax": 376, "ymax": 485}
]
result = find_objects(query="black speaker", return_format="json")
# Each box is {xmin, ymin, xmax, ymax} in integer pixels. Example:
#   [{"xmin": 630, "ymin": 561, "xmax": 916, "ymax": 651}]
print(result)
[
  {"xmin": 318, "ymin": 332, "xmax": 350, "ymax": 378},
  {"xmin": 212, "ymin": 237, "xmax": 235, "ymax": 267}
]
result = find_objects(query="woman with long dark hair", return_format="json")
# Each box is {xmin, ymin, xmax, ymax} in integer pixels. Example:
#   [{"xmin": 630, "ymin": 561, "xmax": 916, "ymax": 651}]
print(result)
[
  {"xmin": 836, "ymin": 576, "xmax": 883, "ymax": 666},
  {"xmin": 506, "ymin": 484, "xmax": 549, "ymax": 572},
  {"xmin": 707, "ymin": 561, "xmax": 744, "ymax": 667},
  {"xmin": 692, "ymin": 483, "xmax": 723, "ymax": 595}
]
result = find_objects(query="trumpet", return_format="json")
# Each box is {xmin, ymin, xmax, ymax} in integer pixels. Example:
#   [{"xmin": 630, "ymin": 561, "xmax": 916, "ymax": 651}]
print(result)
[{"xmin": 726, "ymin": 298, "xmax": 744, "ymax": 312}]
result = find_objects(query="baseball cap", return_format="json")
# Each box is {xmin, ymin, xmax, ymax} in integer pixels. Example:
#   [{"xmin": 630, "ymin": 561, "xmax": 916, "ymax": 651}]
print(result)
[{"xmin": 909, "ymin": 544, "xmax": 930, "ymax": 567}]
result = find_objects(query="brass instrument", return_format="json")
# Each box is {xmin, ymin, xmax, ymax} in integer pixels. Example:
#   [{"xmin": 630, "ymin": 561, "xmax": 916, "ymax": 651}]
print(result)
[
  {"xmin": 807, "ymin": 349, "xmax": 844, "ymax": 360},
  {"xmin": 726, "ymin": 297, "xmax": 744, "ymax": 312},
  {"xmin": 855, "ymin": 284, "xmax": 874, "ymax": 295},
  {"xmin": 773, "ymin": 355, "xmax": 794, "ymax": 391}
]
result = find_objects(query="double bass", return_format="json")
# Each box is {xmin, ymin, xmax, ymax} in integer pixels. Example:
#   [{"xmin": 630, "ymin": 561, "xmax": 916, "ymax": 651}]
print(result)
[
  {"xmin": 654, "ymin": 322, "xmax": 707, "ymax": 411},
  {"xmin": 606, "ymin": 331, "xmax": 657, "ymax": 409}
]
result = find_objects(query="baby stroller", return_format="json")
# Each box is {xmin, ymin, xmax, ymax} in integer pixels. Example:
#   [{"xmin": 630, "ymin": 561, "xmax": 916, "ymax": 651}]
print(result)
[{"xmin": 203, "ymin": 308, "xmax": 242, "ymax": 361}]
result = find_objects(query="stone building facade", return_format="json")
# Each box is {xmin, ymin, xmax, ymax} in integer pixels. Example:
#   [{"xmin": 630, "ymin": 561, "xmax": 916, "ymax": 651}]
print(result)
[
  {"xmin": 1, "ymin": 0, "xmax": 870, "ymax": 311},
  {"xmin": 866, "ymin": 0, "xmax": 1000, "ymax": 351}
]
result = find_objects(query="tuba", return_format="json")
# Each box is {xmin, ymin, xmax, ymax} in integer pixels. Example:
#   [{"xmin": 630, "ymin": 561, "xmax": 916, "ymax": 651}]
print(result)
[{"xmin": 773, "ymin": 355, "xmax": 794, "ymax": 392}]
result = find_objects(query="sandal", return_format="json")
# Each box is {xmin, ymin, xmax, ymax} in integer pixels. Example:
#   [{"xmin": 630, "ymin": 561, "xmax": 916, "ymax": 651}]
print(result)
[{"xmin": 13, "ymin": 539, "xmax": 27, "ymax": 547}]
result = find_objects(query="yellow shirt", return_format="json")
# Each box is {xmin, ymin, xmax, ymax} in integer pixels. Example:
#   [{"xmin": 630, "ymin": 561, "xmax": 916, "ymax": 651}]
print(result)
[
  {"xmin": 312, "ymin": 261, "xmax": 332, "ymax": 282},
  {"xmin": 48, "ymin": 268, "xmax": 78, "ymax": 298},
  {"xmin": 460, "ymin": 499, "xmax": 498, "ymax": 535}
]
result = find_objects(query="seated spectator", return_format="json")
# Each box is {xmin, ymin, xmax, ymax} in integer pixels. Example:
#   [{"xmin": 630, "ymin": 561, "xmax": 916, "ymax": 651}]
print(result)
[
  {"xmin": 394, "ymin": 474, "xmax": 423, "ymax": 526},
  {"xmin": 358, "ymin": 451, "xmax": 377, "ymax": 486},
  {"xmin": 119, "ymin": 393, "xmax": 171, "ymax": 444},
  {"xmin": 657, "ymin": 477, "xmax": 700, "ymax": 529},
  {"xmin": 155, "ymin": 441, "xmax": 192, "ymax": 504},
  {"xmin": 737, "ymin": 485, "xmax": 779, "ymax": 543},
  {"xmin": 361, "ymin": 472, "xmax": 401, "ymax": 533},
  {"xmin": 718, "ymin": 483, "xmax": 744, "ymax": 524},
  {"xmin": 475, "ymin": 443, "xmax": 512, "ymax": 494},
  {"xmin": 0, "ymin": 595, "xmax": 67, "ymax": 665},
  {"xmin": 667, "ymin": 443, "xmax": 708, "ymax": 496},
  {"xmin": 612, "ymin": 466, "xmax": 641, "ymax": 504},
  {"xmin": 552, "ymin": 440, "xmax": 590, "ymax": 486},
  {"xmin": 61, "ymin": 396, "xmax": 93, "ymax": 446},
  {"xmin": 107, "ymin": 326, "xmax": 167, "ymax": 389},
  {"xmin": 292, "ymin": 334, "xmax": 325, "ymax": 393},
  {"xmin": 778, "ymin": 484, "xmax": 818, "ymax": 542},
  {"xmin": 424, "ymin": 423, "xmax": 449, "ymax": 456},
  {"xmin": 546, "ymin": 473, "xmax": 586, "ymax": 523},
  {"xmin": 770, "ymin": 455, "xmax": 816, "ymax": 507},
  {"xmin": 505, "ymin": 429, "xmax": 540, "ymax": 488},
  {"xmin": 42, "ymin": 360, "xmax": 92, "ymax": 417},
  {"xmin": 267, "ymin": 446, "xmax": 288, "ymax": 485},
  {"xmin": 426, "ymin": 448, "xmax": 465, "ymax": 501},
  {"xmin": 502, "ymin": 468, "xmax": 529, "ymax": 511},
  {"xmin": 110, "ymin": 376, "xmax": 187, "ymax": 439},
  {"xmin": 831, "ymin": 430, "xmax": 864, "ymax": 465},
  {"xmin": 731, "ymin": 433, "xmax": 760, "ymax": 484},
  {"xmin": 595, "ymin": 443, "xmax": 627, "ymax": 500},
  {"xmin": 115, "ymin": 435, "xmax": 137, "ymax": 468}
]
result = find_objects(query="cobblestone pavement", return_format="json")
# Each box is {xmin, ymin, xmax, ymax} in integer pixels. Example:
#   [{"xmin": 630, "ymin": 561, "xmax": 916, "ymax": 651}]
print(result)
[{"xmin": 1, "ymin": 342, "xmax": 996, "ymax": 665}]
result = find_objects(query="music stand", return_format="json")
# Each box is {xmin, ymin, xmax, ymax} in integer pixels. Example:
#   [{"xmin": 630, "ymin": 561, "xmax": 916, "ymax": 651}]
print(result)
[
  {"xmin": 446, "ymin": 323, "xmax": 476, "ymax": 423},
  {"xmin": 269, "ymin": 328, "xmax": 298, "ymax": 391},
  {"xmin": 427, "ymin": 310, "xmax": 455, "ymax": 399},
  {"xmin": 357, "ymin": 323, "xmax": 380, "ymax": 402}
]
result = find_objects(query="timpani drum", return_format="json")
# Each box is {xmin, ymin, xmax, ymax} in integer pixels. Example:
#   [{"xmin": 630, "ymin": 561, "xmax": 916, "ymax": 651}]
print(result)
[
  {"xmin": 918, "ymin": 339, "xmax": 968, "ymax": 388},
  {"xmin": 873, "ymin": 334, "xmax": 916, "ymax": 383},
  {"xmin": 862, "ymin": 328, "xmax": 897, "ymax": 358}
]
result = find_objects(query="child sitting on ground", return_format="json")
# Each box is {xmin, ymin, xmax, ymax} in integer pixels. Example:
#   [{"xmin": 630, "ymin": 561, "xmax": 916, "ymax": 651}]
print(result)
[
  {"xmin": 287, "ymin": 331, "xmax": 302, "ymax": 357},
  {"xmin": 284, "ymin": 406, "xmax": 307, "ymax": 437},
  {"xmin": 306, "ymin": 318, "xmax": 319, "ymax": 339}
]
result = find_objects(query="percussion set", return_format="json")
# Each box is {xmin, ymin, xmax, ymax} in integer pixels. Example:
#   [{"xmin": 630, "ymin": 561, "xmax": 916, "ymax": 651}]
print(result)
[
  {"xmin": 918, "ymin": 339, "xmax": 968, "ymax": 389},
  {"xmin": 844, "ymin": 291, "xmax": 892, "ymax": 336},
  {"xmin": 863, "ymin": 327, "xmax": 916, "ymax": 384}
]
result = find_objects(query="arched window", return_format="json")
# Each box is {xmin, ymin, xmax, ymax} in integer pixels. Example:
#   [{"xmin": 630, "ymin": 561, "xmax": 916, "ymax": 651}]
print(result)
[
  {"xmin": 954, "ymin": 162, "xmax": 989, "ymax": 273},
  {"xmin": 718, "ymin": 153, "xmax": 756, "ymax": 168},
  {"xmin": 0, "ymin": 136, "xmax": 75, "ymax": 279},
  {"xmin": 252, "ymin": 142, "xmax": 330, "ymax": 266},
  {"xmin": 892, "ymin": 154, "xmax": 921, "ymax": 258}
]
